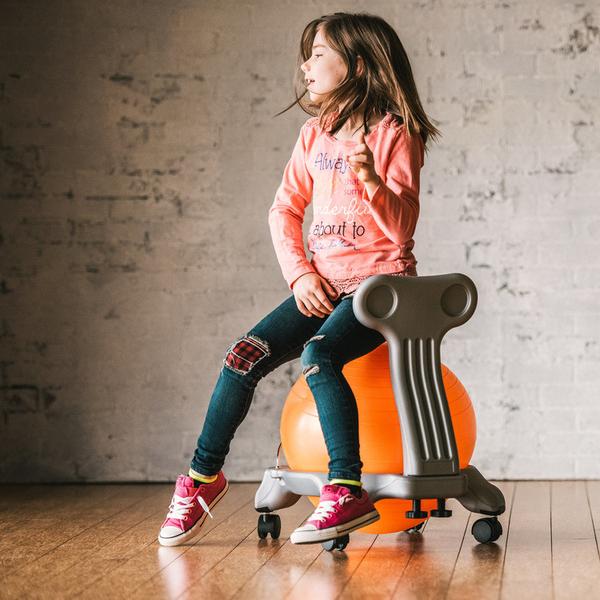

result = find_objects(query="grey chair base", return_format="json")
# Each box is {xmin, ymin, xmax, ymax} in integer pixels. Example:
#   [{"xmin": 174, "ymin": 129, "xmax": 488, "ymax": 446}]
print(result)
[{"xmin": 255, "ymin": 464, "xmax": 505, "ymax": 516}]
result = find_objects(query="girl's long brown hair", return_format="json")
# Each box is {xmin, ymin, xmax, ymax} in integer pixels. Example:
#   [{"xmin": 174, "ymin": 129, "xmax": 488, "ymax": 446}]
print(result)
[{"xmin": 275, "ymin": 11, "xmax": 442, "ymax": 154}]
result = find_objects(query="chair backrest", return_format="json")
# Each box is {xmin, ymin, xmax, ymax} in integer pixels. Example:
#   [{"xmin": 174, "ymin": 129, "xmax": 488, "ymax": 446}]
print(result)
[{"xmin": 352, "ymin": 273, "xmax": 477, "ymax": 477}]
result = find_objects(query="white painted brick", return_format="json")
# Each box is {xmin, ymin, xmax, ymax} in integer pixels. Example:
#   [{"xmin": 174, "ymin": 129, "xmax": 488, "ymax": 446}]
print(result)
[
  {"xmin": 540, "ymin": 432, "xmax": 600, "ymax": 456},
  {"xmin": 503, "ymin": 24, "xmax": 566, "ymax": 53},
  {"xmin": 572, "ymin": 217, "xmax": 600, "ymax": 239},
  {"xmin": 465, "ymin": 52, "xmax": 536, "ymax": 78},
  {"xmin": 572, "ymin": 72, "xmax": 600, "ymax": 98},
  {"xmin": 509, "ymin": 455, "xmax": 576, "ymax": 480},
  {"xmin": 576, "ymin": 409, "xmax": 600, "ymax": 432},
  {"xmin": 540, "ymin": 384, "xmax": 599, "ymax": 410},
  {"xmin": 575, "ymin": 362, "xmax": 600, "ymax": 384},
  {"xmin": 575, "ymin": 458, "xmax": 600, "ymax": 479},
  {"xmin": 575, "ymin": 314, "xmax": 600, "ymax": 337},
  {"xmin": 503, "ymin": 360, "xmax": 574, "ymax": 385},
  {"xmin": 503, "ymin": 75, "xmax": 572, "ymax": 100}
]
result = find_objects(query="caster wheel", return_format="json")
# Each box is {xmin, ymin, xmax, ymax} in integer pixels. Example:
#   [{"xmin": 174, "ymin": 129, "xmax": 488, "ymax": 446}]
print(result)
[
  {"xmin": 322, "ymin": 534, "xmax": 350, "ymax": 551},
  {"xmin": 404, "ymin": 521, "xmax": 425, "ymax": 534},
  {"xmin": 257, "ymin": 513, "xmax": 281, "ymax": 539},
  {"xmin": 471, "ymin": 517, "xmax": 502, "ymax": 544}
]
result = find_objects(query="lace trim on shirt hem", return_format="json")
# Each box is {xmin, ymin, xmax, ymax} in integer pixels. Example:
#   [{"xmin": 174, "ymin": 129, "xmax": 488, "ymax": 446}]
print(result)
[{"xmin": 327, "ymin": 271, "xmax": 414, "ymax": 295}]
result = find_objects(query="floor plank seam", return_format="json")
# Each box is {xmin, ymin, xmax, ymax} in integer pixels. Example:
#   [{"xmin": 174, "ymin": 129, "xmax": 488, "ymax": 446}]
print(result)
[
  {"xmin": 230, "ymin": 507, "xmax": 314, "ymax": 599},
  {"xmin": 585, "ymin": 481, "xmax": 600, "ymax": 563},
  {"xmin": 497, "ymin": 481, "xmax": 517, "ymax": 600},
  {"xmin": 549, "ymin": 482, "xmax": 555, "ymax": 600},
  {"xmin": 284, "ymin": 541, "xmax": 325, "ymax": 598},
  {"xmin": 335, "ymin": 533, "xmax": 379, "ymax": 599},
  {"xmin": 388, "ymin": 519, "xmax": 430, "ymax": 597},
  {"xmin": 444, "ymin": 505, "xmax": 472, "ymax": 600}
]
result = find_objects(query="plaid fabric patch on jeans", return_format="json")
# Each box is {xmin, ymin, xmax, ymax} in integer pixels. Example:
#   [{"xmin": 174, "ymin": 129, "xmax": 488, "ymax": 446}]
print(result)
[{"xmin": 225, "ymin": 335, "xmax": 269, "ymax": 373}]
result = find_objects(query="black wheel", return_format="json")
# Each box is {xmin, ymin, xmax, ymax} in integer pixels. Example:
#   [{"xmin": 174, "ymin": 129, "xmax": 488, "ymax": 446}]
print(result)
[
  {"xmin": 257, "ymin": 513, "xmax": 281, "ymax": 539},
  {"xmin": 322, "ymin": 534, "xmax": 350, "ymax": 552},
  {"xmin": 257, "ymin": 515, "xmax": 269, "ymax": 539},
  {"xmin": 471, "ymin": 517, "xmax": 502, "ymax": 544},
  {"xmin": 404, "ymin": 521, "xmax": 425, "ymax": 534},
  {"xmin": 321, "ymin": 539, "xmax": 336, "ymax": 551},
  {"xmin": 270, "ymin": 514, "xmax": 281, "ymax": 539},
  {"xmin": 335, "ymin": 534, "xmax": 350, "ymax": 550}
]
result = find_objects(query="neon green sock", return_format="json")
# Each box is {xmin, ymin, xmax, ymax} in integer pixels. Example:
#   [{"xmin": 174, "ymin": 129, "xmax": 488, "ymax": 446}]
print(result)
[
  {"xmin": 188, "ymin": 468, "xmax": 218, "ymax": 484},
  {"xmin": 330, "ymin": 478, "xmax": 363, "ymax": 497},
  {"xmin": 330, "ymin": 478, "xmax": 362, "ymax": 488}
]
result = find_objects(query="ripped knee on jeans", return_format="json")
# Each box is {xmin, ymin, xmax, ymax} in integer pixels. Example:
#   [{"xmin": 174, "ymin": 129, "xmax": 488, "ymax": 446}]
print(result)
[
  {"xmin": 301, "ymin": 334, "xmax": 325, "ymax": 378},
  {"xmin": 302, "ymin": 363, "xmax": 320, "ymax": 377},
  {"xmin": 303, "ymin": 334, "xmax": 325, "ymax": 350},
  {"xmin": 223, "ymin": 333, "xmax": 270, "ymax": 376}
]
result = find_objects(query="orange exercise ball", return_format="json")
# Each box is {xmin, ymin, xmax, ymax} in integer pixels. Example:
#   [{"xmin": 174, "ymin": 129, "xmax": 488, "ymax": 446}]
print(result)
[{"xmin": 280, "ymin": 342, "xmax": 476, "ymax": 534}]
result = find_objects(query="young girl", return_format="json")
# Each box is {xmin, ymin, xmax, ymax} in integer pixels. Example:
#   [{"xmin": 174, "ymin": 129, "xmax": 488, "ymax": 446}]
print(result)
[{"xmin": 158, "ymin": 11, "xmax": 441, "ymax": 547}]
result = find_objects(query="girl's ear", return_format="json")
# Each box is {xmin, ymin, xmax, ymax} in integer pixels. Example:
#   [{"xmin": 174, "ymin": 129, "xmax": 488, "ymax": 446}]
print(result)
[{"xmin": 356, "ymin": 55, "xmax": 364, "ymax": 77}]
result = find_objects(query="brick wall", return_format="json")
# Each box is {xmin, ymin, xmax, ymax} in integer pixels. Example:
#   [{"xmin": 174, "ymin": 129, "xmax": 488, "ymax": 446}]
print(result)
[{"xmin": 1, "ymin": 1, "xmax": 599, "ymax": 481}]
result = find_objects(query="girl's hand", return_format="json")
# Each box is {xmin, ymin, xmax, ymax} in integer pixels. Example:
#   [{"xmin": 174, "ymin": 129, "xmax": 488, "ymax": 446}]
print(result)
[
  {"xmin": 345, "ymin": 131, "xmax": 380, "ymax": 185},
  {"xmin": 292, "ymin": 273, "xmax": 339, "ymax": 318}
]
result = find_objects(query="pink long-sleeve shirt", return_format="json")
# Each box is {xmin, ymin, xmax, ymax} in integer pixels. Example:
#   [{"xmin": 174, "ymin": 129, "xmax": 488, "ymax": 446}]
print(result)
[{"xmin": 268, "ymin": 112, "xmax": 424, "ymax": 295}]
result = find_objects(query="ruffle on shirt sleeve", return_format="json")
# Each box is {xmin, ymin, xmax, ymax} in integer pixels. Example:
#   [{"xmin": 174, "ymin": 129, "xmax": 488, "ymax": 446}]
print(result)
[
  {"xmin": 268, "ymin": 123, "xmax": 317, "ymax": 290},
  {"xmin": 360, "ymin": 127, "xmax": 424, "ymax": 247}
]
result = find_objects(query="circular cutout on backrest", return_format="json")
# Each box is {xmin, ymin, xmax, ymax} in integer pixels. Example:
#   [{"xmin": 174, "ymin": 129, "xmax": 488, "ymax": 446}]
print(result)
[
  {"xmin": 441, "ymin": 284, "xmax": 469, "ymax": 317},
  {"xmin": 365, "ymin": 285, "xmax": 396, "ymax": 320}
]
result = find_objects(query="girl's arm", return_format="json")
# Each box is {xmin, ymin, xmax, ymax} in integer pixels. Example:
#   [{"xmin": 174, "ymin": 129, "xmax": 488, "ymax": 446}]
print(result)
[
  {"xmin": 361, "ymin": 129, "xmax": 424, "ymax": 246},
  {"xmin": 268, "ymin": 124, "xmax": 317, "ymax": 290}
]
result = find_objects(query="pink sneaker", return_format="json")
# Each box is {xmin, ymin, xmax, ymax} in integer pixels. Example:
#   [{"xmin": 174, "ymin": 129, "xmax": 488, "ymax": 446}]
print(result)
[
  {"xmin": 290, "ymin": 484, "xmax": 380, "ymax": 544},
  {"xmin": 158, "ymin": 472, "xmax": 229, "ymax": 547}
]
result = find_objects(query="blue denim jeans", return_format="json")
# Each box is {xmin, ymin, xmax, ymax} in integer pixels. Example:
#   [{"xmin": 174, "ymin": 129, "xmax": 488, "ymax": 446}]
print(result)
[{"xmin": 190, "ymin": 291, "xmax": 386, "ymax": 481}]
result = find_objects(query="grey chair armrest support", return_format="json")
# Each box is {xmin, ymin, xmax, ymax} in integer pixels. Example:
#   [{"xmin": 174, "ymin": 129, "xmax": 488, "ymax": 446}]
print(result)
[{"xmin": 352, "ymin": 273, "xmax": 477, "ymax": 478}]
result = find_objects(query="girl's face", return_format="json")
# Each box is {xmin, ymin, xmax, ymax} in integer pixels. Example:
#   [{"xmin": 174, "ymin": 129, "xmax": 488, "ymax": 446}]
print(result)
[{"xmin": 301, "ymin": 28, "xmax": 348, "ymax": 102}]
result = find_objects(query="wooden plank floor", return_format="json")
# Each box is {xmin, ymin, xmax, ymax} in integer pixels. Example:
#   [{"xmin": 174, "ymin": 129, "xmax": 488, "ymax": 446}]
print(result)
[{"xmin": 1, "ymin": 481, "xmax": 600, "ymax": 599}]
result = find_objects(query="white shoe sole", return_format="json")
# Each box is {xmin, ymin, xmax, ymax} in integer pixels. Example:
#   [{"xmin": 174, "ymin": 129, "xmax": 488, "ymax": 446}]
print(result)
[
  {"xmin": 290, "ymin": 509, "xmax": 380, "ymax": 544},
  {"xmin": 157, "ymin": 481, "xmax": 230, "ymax": 547}
]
